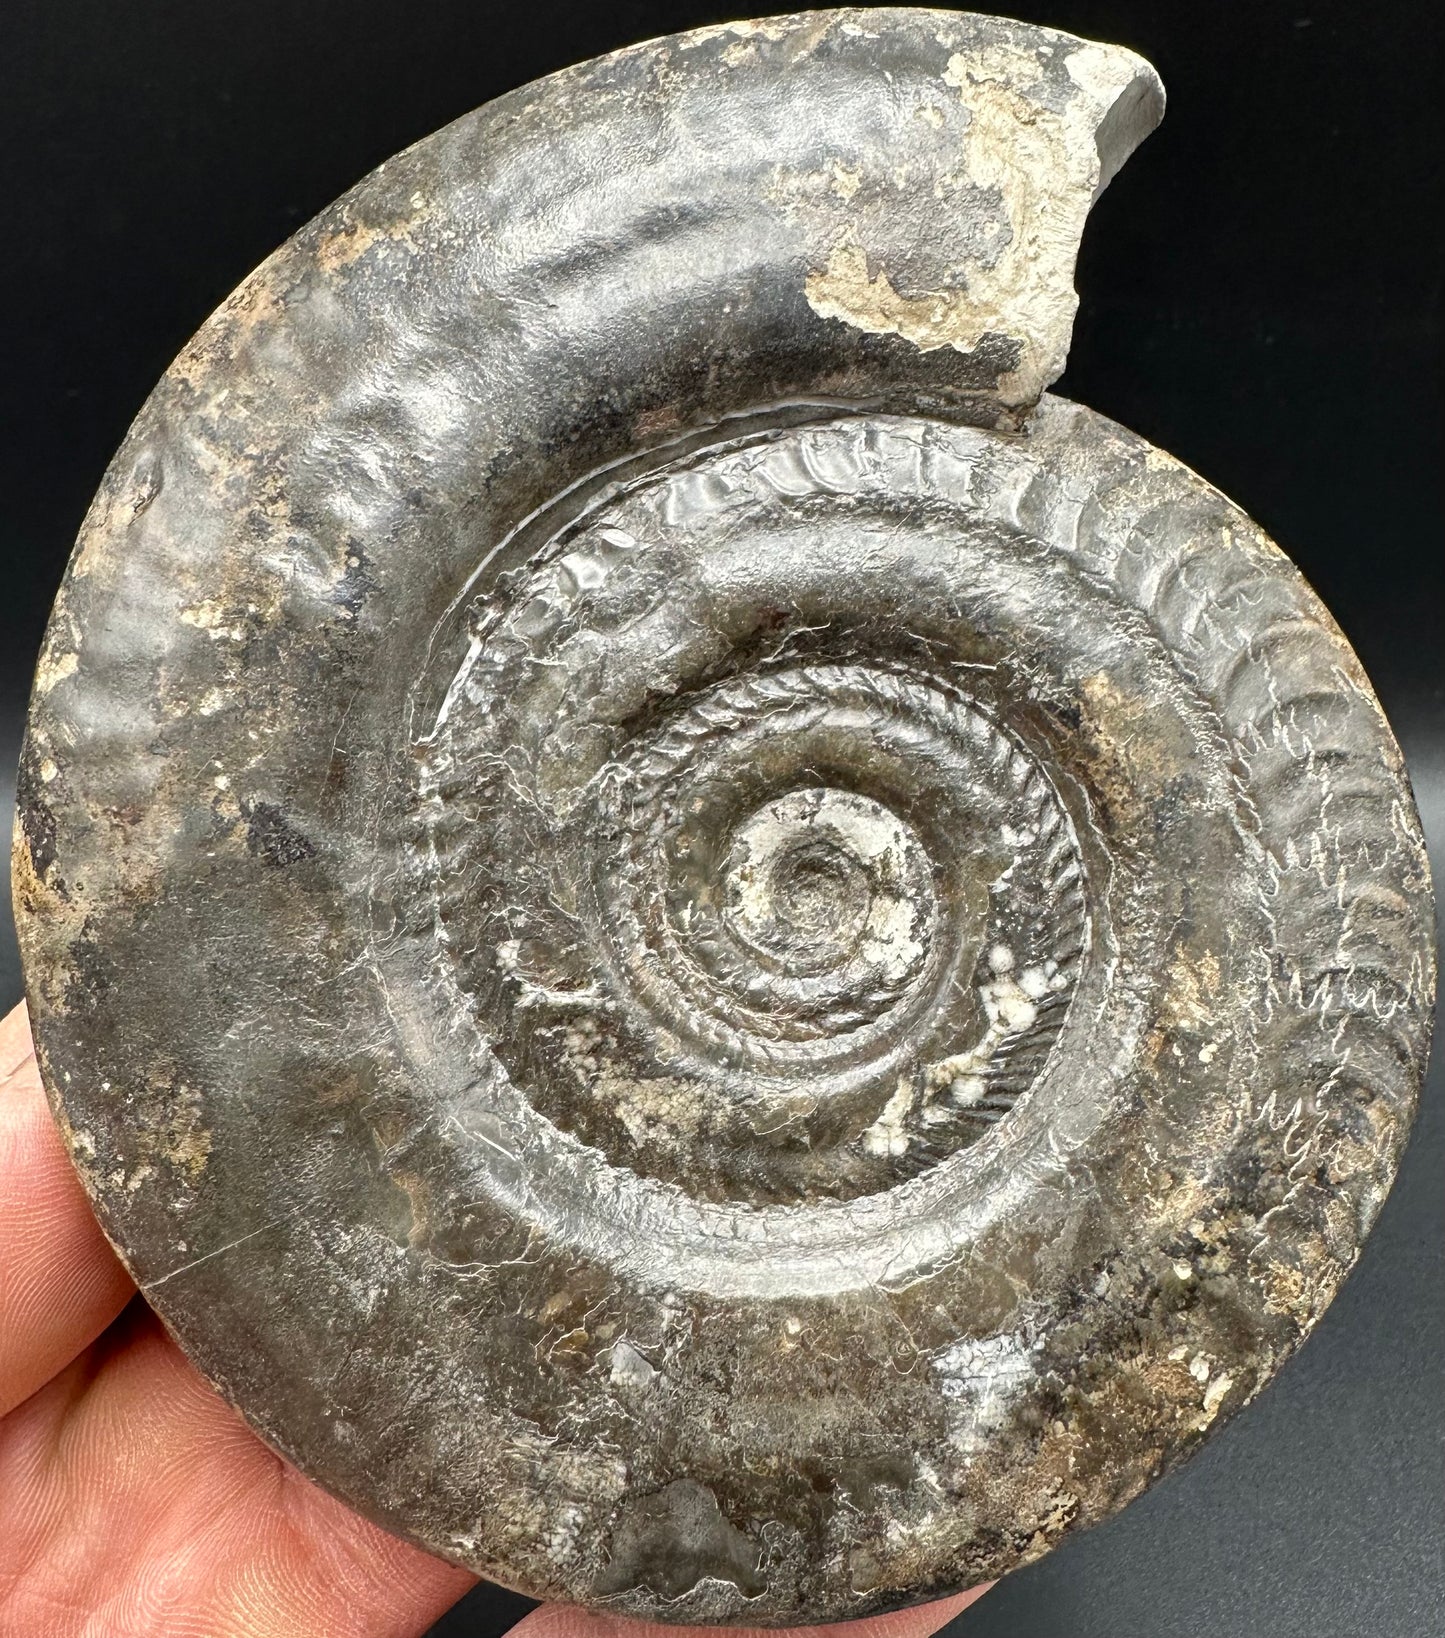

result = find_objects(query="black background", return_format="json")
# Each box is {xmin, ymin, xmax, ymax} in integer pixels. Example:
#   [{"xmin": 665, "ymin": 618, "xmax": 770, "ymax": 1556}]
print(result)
[{"xmin": 1, "ymin": 3, "xmax": 1440, "ymax": 1636}]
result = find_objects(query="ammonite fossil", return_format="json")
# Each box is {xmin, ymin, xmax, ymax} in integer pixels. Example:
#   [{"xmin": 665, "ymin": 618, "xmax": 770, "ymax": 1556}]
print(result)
[{"xmin": 14, "ymin": 9, "xmax": 1434, "ymax": 1626}]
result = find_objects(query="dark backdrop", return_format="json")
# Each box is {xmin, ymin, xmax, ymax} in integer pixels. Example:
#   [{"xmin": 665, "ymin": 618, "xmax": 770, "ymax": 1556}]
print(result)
[{"xmin": 1, "ymin": 4, "xmax": 1440, "ymax": 1636}]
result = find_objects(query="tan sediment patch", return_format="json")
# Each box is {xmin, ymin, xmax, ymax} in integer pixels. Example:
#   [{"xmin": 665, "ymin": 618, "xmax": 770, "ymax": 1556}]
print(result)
[
  {"xmin": 33, "ymin": 647, "xmax": 78, "ymax": 693},
  {"xmin": 804, "ymin": 40, "xmax": 1154, "ymax": 406},
  {"xmin": 315, "ymin": 214, "xmax": 422, "ymax": 276}
]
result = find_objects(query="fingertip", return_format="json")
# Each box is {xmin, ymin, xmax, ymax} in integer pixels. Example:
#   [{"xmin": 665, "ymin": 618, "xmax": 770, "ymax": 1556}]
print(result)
[
  {"xmin": 0, "ymin": 1000, "xmax": 136, "ymax": 1417},
  {"xmin": 0, "ymin": 998, "xmax": 34, "ymax": 1080}
]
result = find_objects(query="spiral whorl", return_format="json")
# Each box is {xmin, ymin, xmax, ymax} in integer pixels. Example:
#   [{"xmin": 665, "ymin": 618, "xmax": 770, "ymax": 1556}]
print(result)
[{"xmin": 418, "ymin": 618, "xmax": 1088, "ymax": 1202}]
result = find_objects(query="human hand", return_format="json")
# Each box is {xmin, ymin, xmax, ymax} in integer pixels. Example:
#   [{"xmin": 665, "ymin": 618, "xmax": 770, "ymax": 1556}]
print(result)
[{"xmin": 0, "ymin": 1001, "xmax": 991, "ymax": 1638}]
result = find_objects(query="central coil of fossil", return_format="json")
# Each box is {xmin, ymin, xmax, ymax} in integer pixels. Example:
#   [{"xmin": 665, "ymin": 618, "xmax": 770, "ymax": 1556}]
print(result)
[{"xmin": 411, "ymin": 428, "xmax": 1090, "ymax": 1206}]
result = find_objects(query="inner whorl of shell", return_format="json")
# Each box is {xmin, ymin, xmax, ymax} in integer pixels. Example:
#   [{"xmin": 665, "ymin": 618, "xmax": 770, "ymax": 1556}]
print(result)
[{"xmin": 411, "ymin": 430, "xmax": 1089, "ymax": 1206}]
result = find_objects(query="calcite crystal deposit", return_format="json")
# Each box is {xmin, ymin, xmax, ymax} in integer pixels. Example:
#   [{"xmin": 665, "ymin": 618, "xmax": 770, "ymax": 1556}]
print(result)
[{"xmin": 15, "ymin": 10, "xmax": 1433, "ymax": 1625}]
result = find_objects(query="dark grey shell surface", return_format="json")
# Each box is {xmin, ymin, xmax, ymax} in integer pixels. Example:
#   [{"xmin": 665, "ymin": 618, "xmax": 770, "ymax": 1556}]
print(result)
[{"xmin": 13, "ymin": 9, "xmax": 1434, "ymax": 1626}]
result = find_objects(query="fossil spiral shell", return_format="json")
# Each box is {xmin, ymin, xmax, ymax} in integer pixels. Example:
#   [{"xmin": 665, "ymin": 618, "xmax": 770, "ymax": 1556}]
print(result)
[{"xmin": 14, "ymin": 9, "xmax": 1434, "ymax": 1626}]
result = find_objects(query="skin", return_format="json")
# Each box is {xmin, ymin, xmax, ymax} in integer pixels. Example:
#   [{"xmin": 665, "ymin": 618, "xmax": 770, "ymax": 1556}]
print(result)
[{"xmin": 0, "ymin": 1001, "xmax": 992, "ymax": 1638}]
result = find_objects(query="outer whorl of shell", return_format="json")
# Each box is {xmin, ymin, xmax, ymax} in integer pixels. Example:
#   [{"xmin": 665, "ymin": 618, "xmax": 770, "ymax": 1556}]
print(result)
[{"xmin": 14, "ymin": 10, "xmax": 1433, "ymax": 1627}]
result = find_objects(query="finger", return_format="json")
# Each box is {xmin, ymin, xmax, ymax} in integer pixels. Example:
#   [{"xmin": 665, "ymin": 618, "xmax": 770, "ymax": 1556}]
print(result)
[
  {"xmin": 513, "ymin": 1582, "xmax": 993, "ymax": 1638},
  {"xmin": 0, "ymin": 1001, "xmax": 135, "ymax": 1418},
  {"xmin": 0, "ymin": 1297, "xmax": 475, "ymax": 1637}
]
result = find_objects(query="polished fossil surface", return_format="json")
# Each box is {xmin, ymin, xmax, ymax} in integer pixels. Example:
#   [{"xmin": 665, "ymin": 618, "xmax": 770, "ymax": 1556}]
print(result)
[{"xmin": 14, "ymin": 8, "xmax": 1433, "ymax": 1626}]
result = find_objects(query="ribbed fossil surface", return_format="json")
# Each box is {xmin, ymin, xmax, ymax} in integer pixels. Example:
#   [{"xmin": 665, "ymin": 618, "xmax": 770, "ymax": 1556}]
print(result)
[{"xmin": 15, "ymin": 10, "xmax": 1433, "ymax": 1625}]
